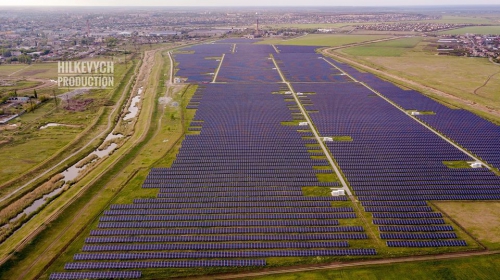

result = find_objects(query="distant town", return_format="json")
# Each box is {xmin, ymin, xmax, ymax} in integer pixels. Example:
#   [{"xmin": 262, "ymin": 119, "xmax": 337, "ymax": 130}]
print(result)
[{"xmin": 0, "ymin": 7, "xmax": 499, "ymax": 63}]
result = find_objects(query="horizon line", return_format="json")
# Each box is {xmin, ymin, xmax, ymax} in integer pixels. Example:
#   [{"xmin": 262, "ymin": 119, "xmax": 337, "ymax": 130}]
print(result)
[{"xmin": 1, "ymin": 4, "xmax": 500, "ymax": 7}]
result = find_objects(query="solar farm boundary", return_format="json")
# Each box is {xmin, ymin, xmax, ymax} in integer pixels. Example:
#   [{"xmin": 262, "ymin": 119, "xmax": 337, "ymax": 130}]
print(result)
[
  {"xmin": 320, "ymin": 57, "xmax": 492, "ymax": 171},
  {"xmin": 212, "ymin": 53, "xmax": 226, "ymax": 83},
  {"xmin": 211, "ymin": 249, "xmax": 499, "ymax": 280},
  {"xmin": 269, "ymin": 54, "xmax": 352, "ymax": 197}
]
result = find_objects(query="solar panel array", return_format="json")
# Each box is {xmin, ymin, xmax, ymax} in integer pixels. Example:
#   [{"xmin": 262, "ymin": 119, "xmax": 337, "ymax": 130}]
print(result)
[
  {"xmin": 52, "ymin": 42, "xmax": 500, "ymax": 278},
  {"xmin": 173, "ymin": 44, "xmax": 232, "ymax": 83},
  {"xmin": 215, "ymin": 52, "xmax": 281, "ymax": 82},
  {"xmin": 333, "ymin": 61, "xmax": 500, "ymax": 170},
  {"xmin": 282, "ymin": 49, "xmax": 499, "ymax": 249},
  {"xmin": 53, "ymin": 43, "xmax": 377, "ymax": 279},
  {"xmin": 275, "ymin": 54, "xmax": 351, "ymax": 83},
  {"xmin": 49, "ymin": 271, "xmax": 142, "ymax": 280}
]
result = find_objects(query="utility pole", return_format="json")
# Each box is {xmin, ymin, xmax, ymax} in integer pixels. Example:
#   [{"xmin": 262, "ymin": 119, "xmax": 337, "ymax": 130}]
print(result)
[{"xmin": 53, "ymin": 90, "xmax": 58, "ymax": 107}]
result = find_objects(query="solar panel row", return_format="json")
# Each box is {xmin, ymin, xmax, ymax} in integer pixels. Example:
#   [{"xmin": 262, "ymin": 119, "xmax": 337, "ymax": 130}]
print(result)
[
  {"xmin": 85, "ymin": 233, "xmax": 367, "ymax": 243},
  {"xmin": 65, "ymin": 259, "xmax": 267, "ymax": 269},
  {"xmin": 90, "ymin": 226, "xmax": 365, "ymax": 236},
  {"xmin": 74, "ymin": 249, "xmax": 377, "ymax": 261}
]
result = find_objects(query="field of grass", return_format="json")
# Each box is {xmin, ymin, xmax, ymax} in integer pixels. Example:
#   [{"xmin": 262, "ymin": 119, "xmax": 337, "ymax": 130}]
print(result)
[
  {"xmin": 435, "ymin": 201, "xmax": 500, "ymax": 250},
  {"xmin": 9, "ymin": 63, "xmax": 58, "ymax": 79},
  {"xmin": 0, "ymin": 80, "xmax": 40, "ymax": 95},
  {"xmin": 247, "ymin": 253, "xmax": 500, "ymax": 280},
  {"xmin": 439, "ymin": 25, "xmax": 500, "ymax": 35},
  {"xmin": 263, "ymin": 23, "xmax": 357, "ymax": 29},
  {"xmin": 442, "ymin": 161, "xmax": 472, "ymax": 169},
  {"xmin": 417, "ymin": 15, "xmax": 498, "ymax": 25},
  {"xmin": 342, "ymin": 37, "xmax": 422, "ymax": 57},
  {"xmin": 261, "ymin": 15, "xmax": 498, "ymax": 31},
  {"xmin": 0, "ymin": 64, "xmax": 29, "ymax": 76},
  {"xmin": 258, "ymin": 34, "xmax": 392, "ymax": 47}
]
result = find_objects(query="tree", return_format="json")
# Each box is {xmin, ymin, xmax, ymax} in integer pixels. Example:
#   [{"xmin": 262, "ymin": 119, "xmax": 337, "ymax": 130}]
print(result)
[
  {"xmin": 33, "ymin": 89, "xmax": 38, "ymax": 99},
  {"xmin": 106, "ymin": 37, "xmax": 118, "ymax": 48}
]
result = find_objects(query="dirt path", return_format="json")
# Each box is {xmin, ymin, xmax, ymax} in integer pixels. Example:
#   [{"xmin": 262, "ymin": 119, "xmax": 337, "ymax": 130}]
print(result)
[
  {"xmin": 17, "ymin": 78, "xmax": 57, "ymax": 93},
  {"xmin": 190, "ymin": 250, "xmax": 500, "ymax": 280},
  {"xmin": 322, "ymin": 49, "xmax": 500, "ymax": 119},
  {"xmin": 473, "ymin": 70, "xmax": 500, "ymax": 95}
]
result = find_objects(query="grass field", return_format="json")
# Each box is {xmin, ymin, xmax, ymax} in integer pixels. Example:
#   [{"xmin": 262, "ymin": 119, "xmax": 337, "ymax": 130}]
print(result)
[
  {"xmin": 417, "ymin": 15, "xmax": 498, "ymax": 25},
  {"xmin": 0, "ymin": 64, "xmax": 29, "ymax": 76},
  {"xmin": 439, "ymin": 25, "xmax": 500, "ymax": 35},
  {"xmin": 341, "ymin": 37, "xmax": 422, "ymax": 57},
  {"xmin": 9, "ymin": 63, "xmax": 58, "ymax": 79},
  {"xmin": 263, "ymin": 23, "xmax": 357, "ymax": 29},
  {"xmin": 247, "ymin": 253, "xmax": 500, "ymax": 280},
  {"xmin": 0, "ymin": 80, "xmax": 40, "ymax": 95},
  {"xmin": 435, "ymin": 201, "xmax": 500, "ymax": 250},
  {"xmin": 257, "ymin": 34, "xmax": 392, "ymax": 47}
]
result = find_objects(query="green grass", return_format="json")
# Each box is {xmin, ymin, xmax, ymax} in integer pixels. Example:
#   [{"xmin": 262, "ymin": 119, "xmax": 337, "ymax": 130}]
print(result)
[
  {"xmin": 0, "ymin": 80, "xmax": 41, "ymax": 95},
  {"xmin": 281, "ymin": 120, "xmax": 301, "ymax": 126},
  {"xmin": 439, "ymin": 25, "xmax": 500, "ymax": 35},
  {"xmin": 443, "ymin": 161, "xmax": 473, "ymax": 169},
  {"xmin": 262, "ymin": 23, "xmax": 358, "ymax": 29},
  {"xmin": 313, "ymin": 166, "xmax": 332, "ymax": 170},
  {"xmin": 258, "ymin": 34, "xmax": 392, "ymax": 47},
  {"xmin": 10, "ymin": 63, "xmax": 59, "ymax": 79},
  {"xmin": 316, "ymin": 173, "xmax": 339, "ymax": 183},
  {"xmin": 425, "ymin": 15, "xmax": 497, "ymax": 25},
  {"xmin": 247, "ymin": 253, "xmax": 500, "ymax": 280},
  {"xmin": 332, "ymin": 136, "xmax": 353, "ymax": 142},
  {"xmin": 302, "ymin": 186, "xmax": 332, "ymax": 197},
  {"xmin": 342, "ymin": 37, "xmax": 422, "ymax": 57},
  {"xmin": 0, "ymin": 64, "xmax": 28, "ymax": 76}
]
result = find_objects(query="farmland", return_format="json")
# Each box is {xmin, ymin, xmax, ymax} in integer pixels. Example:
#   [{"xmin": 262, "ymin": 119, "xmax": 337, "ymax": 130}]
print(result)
[
  {"xmin": 257, "ymin": 34, "xmax": 392, "ymax": 47},
  {"xmin": 341, "ymin": 37, "xmax": 422, "ymax": 57},
  {"xmin": 439, "ymin": 25, "xmax": 500, "ymax": 35}
]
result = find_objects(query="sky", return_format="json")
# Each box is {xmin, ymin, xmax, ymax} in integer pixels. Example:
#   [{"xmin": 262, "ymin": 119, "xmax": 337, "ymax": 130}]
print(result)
[{"xmin": 1, "ymin": 0, "xmax": 499, "ymax": 6}]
